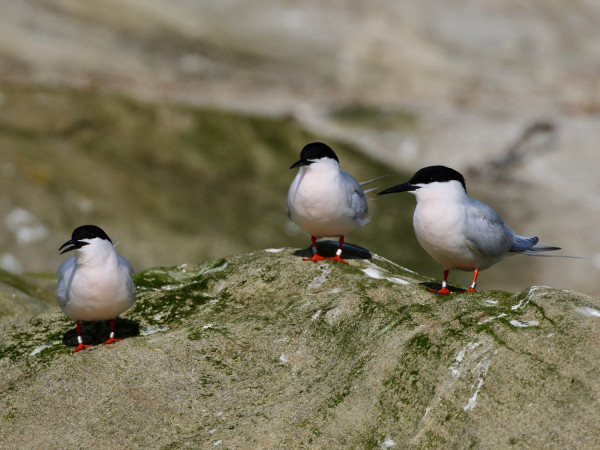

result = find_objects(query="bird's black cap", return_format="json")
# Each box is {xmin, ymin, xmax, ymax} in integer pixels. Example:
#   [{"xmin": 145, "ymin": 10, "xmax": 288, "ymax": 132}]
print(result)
[
  {"xmin": 408, "ymin": 166, "xmax": 466, "ymax": 191},
  {"xmin": 59, "ymin": 225, "xmax": 112, "ymax": 254},
  {"xmin": 290, "ymin": 142, "xmax": 339, "ymax": 169},
  {"xmin": 378, "ymin": 165, "xmax": 467, "ymax": 195}
]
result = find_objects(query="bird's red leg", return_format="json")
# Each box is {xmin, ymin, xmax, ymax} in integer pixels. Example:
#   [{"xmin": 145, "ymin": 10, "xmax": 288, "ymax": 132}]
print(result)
[
  {"xmin": 303, "ymin": 236, "xmax": 326, "ymax": 262},
  {"xmin": 72, "ymin": 321, "xmax": 93, "ymax": 353},
  {"xmin": 327, "ymin": 236, "xmax": 348, "ymax": 264},
  {"xmin": 102, "ymin": 319, "xmax": 123, "ymax": 345},
  {"xmin": 461, "ymin": 269, "xmax": 479, "ymax": 293},
  {"xmin": 428, "ymin": 269, "xmax": 451, "ymax": 295}
]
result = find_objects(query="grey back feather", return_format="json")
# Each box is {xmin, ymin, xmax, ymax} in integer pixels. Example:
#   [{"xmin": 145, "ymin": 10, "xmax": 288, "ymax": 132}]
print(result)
[
  {"xmin": 342, "ymin": 171, "xmax": 369, "ymax": 223},
  {"xmin": 118, "ymin": 255, "xmax": 136, "ymax": 298},
  {"xmin": 463, "ymin": 198, "xmax": 513, "ymax": 257}
]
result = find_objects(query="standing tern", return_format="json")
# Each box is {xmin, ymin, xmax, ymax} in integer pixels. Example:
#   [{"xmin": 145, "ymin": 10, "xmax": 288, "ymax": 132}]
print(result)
[
  {"xmin": 378, "ymin": 165, "xmax": 562, "ymax": 294},
  {"xmin": 57, "ymin": 225, "xmax": 135, "ymax": 352},
  {"xmin": 287, "ymin": 142, "xmax": 372, "ymax": 264}
]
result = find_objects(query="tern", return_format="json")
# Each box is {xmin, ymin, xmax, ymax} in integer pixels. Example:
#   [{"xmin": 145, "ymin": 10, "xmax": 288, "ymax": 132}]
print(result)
[
  {"xmin": 378, "ymin": 165, "xmax": 562, "ymax": 294},
  {"xmin": 57, "ymin": 225, "xmax": 135, "ymax": 352},
  {"xmin": 287, "ymin": 142, "xmax": 373, "ymax": 264}
]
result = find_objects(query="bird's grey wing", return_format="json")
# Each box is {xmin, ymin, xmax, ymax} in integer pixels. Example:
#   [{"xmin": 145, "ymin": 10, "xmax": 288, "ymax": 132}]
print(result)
[
  {"xmin": 118, "ymin": 254, "xmax": 134, "ymax": 276},
  {"xmin": 463, "ymin": 199, "xmax": 513, "ymax": 257},
  {"xmin": 342, "ymin": 171, "xmax": 370, "ymax": 224},
  {"xmin": 56, "ymin": 256, "xmax": 76, "ymax": 308},
  {"xmin": 118, "ymin": 254, "xmax": 136, "ymax": 298}
]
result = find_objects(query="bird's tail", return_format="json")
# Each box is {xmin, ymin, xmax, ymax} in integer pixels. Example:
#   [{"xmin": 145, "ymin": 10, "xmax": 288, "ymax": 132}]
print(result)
[
  {"xmin": 359, "ymin": 175, "xmax": 388, "ymax": 187},
  {"xmin": 510, "ymin": 235, "xmax": 580, "ymax": 258},
  {"xmin": 522, "ymin": 247, "xmax": 581, "ymax": 258},
  {"xmin": 509, "ymin": 235, "xmax": 539, "ymax": 252},
  {"xmin": 360, "ymin": 175, "xmax": 388, "ymax": 195}
]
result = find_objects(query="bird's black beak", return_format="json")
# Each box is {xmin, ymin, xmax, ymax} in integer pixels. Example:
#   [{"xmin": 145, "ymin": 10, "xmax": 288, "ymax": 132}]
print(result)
[
  {"xmin": 377, "ymin": 182, "xmax": 420, "ymax": 195},
  {"xmin": 290, "ymin": 158, "xmax": 313, "ymax": 169},
  {"xmin": 59, "ymin": 239, "xmax": 89, "ymax": 254}
]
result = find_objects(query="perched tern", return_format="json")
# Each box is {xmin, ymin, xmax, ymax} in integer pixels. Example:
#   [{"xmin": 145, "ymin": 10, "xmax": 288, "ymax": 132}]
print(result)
[
  {"xmin": 57, "ymin": 225, "xmax": 135, "ymax": 352},
  {"xmin": 287, "ymin": 142, "xmax": 372, "ymax": 264},
  {"xmin": 378, "ymin": 165, "xmax": 562, "ymax": 294}
]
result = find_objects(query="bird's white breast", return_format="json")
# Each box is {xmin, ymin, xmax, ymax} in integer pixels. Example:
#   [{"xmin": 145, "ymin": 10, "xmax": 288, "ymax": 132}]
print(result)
[
  {"xmin": 412, "ymin": 182, "xmax": 500, "ymax": 271},
  {"xmin": 413, "ymin": 200, "xmax": 473, "ymax": 269},
  {"xmin": 287, "ymin": 161, "xmax": 366, "ymax": 237}
]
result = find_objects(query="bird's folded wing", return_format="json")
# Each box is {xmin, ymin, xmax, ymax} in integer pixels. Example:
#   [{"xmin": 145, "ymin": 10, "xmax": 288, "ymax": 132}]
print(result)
[
  {"xmin": 463, "ymin": 200, "xmax": 513, "ymax": 257},
  {"xmin": 118, "ymin": 254, "xmax": 134, "ymax": 276},
  {"xmin": 56, "ymin": 256, "xmax": 76, "ymax": 307},
  {"xmin": 118, "ymin": 255, "xmax": 136, "ymax": 298},
  {"xmin": 342, "ymin": 171, "xmax": 369, "ymax": 222}
]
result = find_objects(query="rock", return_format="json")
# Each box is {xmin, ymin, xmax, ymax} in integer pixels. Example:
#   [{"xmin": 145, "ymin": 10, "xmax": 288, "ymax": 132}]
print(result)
[
  {"xmin": 0, "ymin": 269, "xmax": 54, "ymax": 327},
  {"xmin": 1, "ymin": 247, "xmax": 599, "ymax": 447}
]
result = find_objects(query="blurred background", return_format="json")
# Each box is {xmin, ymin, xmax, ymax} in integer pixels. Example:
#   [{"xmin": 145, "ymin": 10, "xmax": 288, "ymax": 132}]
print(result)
[{"xmin": 0, "ymin": 0, "xmax": 598, "ymax": 295}]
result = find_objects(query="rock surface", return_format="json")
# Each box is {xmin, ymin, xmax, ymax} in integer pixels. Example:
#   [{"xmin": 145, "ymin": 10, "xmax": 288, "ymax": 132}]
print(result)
[
  {"xmin": 0, "ymin": 269, "xmax": 54, "ymax": 327},
  {"xmin": 1, "ymin": 246, "xmax": 599, "ymax": 447}
]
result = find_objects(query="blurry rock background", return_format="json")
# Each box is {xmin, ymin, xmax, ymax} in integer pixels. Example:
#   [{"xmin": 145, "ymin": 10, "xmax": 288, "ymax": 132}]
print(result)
[{"xmin": 0, "ymin": 0, "xmax": 598, "ymax": 294}]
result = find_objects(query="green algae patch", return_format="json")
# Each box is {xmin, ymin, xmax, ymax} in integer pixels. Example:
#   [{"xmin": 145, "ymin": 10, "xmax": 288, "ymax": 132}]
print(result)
[{"xmin": 129, "ymin": 259, "xmax": 231, "ymax": 326}]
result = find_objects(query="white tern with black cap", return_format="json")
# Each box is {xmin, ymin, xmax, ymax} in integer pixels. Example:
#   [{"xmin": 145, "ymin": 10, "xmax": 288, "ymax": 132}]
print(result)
[
  {"xmin": 57, "ymin": 225, "xmax": 135, "ymax": 352},
  {"xmin": 378, "ymin": 165, "xmax": 566, "ymax": 294},
  {"xmin": 287, "ymin": 142, "xmax": 375, "ymax": 263}
]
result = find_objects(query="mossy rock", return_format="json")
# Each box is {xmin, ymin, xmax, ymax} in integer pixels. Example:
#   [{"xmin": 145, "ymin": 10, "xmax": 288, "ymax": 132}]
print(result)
[
  {"xmin": 0, "ymin": 268, "xmax": 55, "ymax": 327},
  {"xmin": 1, "ymin": 247, "xmax": 599, "ymax": 447}
]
